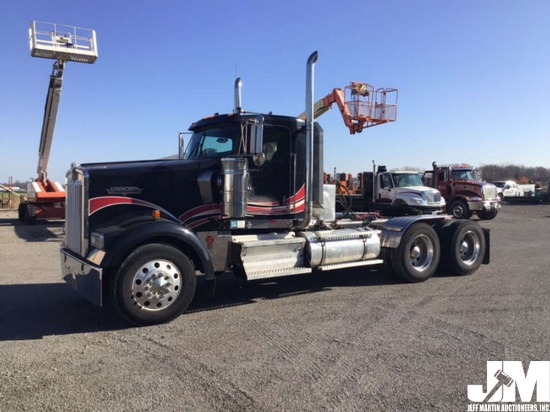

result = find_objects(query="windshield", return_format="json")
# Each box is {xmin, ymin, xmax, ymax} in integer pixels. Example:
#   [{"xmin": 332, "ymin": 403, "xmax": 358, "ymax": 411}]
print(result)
[
  {"xmin": 392, "ymin": 173, "xmax": 424, "ymax": 187},
  {"xmin": 183, "ymin": 126, "xmax": 240, "ymax": 160},
  {"xmin": 183, "ymin": 123, "xmax": 291, "ymax": 161},
  {"xmin": 452, "ymin": 169, "xmax": 474, "ymax": 181}
]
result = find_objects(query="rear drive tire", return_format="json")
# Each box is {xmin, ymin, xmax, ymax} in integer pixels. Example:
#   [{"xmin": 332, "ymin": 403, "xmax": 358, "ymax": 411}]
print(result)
[
  {"xmin": 438, "ymin": 220, "xmax": 485, "ymax": 276},
  {"xmin": 111, "ymin": 243, "xmax": 197, "ymax": 326},
  {"xmin": 449, "ymin": 199, "xmax": 471, "ymax": 219},
  {"xmin": 390, "ymin": 222, "xmax": 440, "ymax": 283}
]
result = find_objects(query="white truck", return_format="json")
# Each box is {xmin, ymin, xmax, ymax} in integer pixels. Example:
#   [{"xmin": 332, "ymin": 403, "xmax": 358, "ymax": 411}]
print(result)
[
  {"xmin": 334, "ymin": 165, "xmax": 446, "ymax": 216},
  {"xmin": 494, "ymin": 180, "xmax": 536, "ymax": 200}
]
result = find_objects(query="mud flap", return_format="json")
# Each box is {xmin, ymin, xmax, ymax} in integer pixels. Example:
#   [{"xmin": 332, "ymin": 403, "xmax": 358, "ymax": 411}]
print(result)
[{"xmin": 482, "ymin": 228, "xmax": 490, "ymax": 265}]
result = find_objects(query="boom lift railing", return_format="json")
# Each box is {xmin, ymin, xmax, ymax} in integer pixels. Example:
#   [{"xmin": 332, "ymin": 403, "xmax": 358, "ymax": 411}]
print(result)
[
  {"xmin": 298, "ymin": 82, "xmax": 398, "ymax": 134},
  {"xmin": 30, "ymin": 21, "xmax": 98, "ymax": 64}
]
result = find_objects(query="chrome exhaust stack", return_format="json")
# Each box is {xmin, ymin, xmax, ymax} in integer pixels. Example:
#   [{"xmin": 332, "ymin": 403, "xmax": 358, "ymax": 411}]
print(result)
[
  {"xmin": 298, "ymin": 51, "xmax": 318, "ymax": 229},
  {"xmin": 234, "ymin": 77, "xmax": 242, "ymax": 114}
]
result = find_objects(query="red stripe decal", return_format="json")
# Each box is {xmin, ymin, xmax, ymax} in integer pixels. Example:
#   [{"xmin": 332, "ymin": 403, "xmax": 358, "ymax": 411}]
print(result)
[
  {"xmin": 89, "ymin": 196, "xmax": 177, "ymax": 221},
  {"xmin": 179, "ymin": 204, "xmax": 222, "ymax": 223}
]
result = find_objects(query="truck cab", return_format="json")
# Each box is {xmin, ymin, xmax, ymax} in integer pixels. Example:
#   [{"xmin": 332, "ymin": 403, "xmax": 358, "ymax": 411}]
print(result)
[
  {"xmin": 423, "ymin": 162, "xmax": 500, "ymax": 220},
  {"xmin": 493, "ymin": 180, "xmax": 509, "ymax": 199},
  {"xmin": 375, "ymin": 169, "xmax": 445, "ymax": 214}
]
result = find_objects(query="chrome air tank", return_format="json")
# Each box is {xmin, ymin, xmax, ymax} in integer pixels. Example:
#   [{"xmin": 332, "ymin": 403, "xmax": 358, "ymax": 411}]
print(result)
[{"xmin": 298, "ymin": 228, "xmax": 381, "ymax": 269}]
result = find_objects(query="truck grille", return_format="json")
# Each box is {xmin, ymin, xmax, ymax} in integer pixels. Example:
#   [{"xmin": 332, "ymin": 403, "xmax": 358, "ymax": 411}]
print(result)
[
  {"xmin": 483, "ymin": 185, "xmax": 497, "ymax": 200},
  {"xmin": 65, "ymin": 167, "xmax": 88, "ymax": 256},
  {"xmin": 425, "ymin": 192, "xmax": 441, "ymax": 203}
]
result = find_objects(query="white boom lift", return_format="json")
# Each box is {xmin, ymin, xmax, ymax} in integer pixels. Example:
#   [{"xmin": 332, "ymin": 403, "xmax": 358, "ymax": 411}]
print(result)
[{"xmin": 19, "ymin": 21, "xmax": 98, "ymax": 223}]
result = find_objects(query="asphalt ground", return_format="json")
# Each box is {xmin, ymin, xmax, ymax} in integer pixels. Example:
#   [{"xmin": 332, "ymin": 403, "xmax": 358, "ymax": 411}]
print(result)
[{"xmin": 0, "ymin": 204, "xmax": 549, "ymax": 411}]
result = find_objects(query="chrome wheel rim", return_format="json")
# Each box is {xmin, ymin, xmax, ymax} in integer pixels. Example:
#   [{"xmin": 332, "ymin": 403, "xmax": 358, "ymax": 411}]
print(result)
[
  {"xmin": 459, "ymin": 231, "xmax": 481, "ymax": 266},
  {"xmin": 452, "ymin": 205, "xmax": 464, "ymax": 218},
  {"xmin": 409, "ymin": 234, "xmax": 434, "ymax": 272},
  {"xmin": 131, "ymin": 259, "xmax": 182, "ymax": 311}
]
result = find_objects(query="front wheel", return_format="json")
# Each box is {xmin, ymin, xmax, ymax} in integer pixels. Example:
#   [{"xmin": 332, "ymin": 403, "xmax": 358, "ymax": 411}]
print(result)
[
  {"xmin": 111, "ymin": 243, "xmax": 197, "ymax": 326},
  {"xmin": 449, "ymin": 199, "xmax": 471, "ymax": 219},
  {"xmin": 389, "ymin": 222, "xmax": 440, "ymax": 283}
]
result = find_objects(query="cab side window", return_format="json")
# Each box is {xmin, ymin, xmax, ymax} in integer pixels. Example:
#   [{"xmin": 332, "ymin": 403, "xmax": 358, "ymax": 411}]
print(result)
[
  {"xmin": 200, "ymin": 136, "xmax": 233, "ymax": 158},
  {"xmin": 381, "ymin": 174, "xmax": 393, "ymax": 189}
]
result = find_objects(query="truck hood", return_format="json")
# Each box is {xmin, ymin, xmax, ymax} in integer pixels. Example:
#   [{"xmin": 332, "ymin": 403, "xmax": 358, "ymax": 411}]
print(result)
[
  {"xmin": 394, "ymin": 186, "xmax": 440, "ymax": 196},
  {"xmin": 393, "ymin": 186, "xmax": 445, "ymax": 207},
  {"xmin": 77, "ymin": 158, "xmax": 223, "ymax": 225},
  {"xmin": 453, "ymin": 181, "xmax": 499, "ymax": 201}
]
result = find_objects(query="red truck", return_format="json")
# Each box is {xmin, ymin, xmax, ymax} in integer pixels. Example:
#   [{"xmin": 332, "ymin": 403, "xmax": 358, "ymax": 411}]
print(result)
[{"xmin": 423, "ymin": 162, "xmax": 500, "ymax": 220}]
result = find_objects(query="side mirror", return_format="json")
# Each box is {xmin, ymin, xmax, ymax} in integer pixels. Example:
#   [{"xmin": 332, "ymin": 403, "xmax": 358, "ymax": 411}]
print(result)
[
  {"xmin": 248, "ymin": 116, "xmax": 264, "ymax": 166},
  {"xmin": 249, "ymin": 116, "xmax": 264, "ymax": 155},
  {"xmin": 178, "ymin": 132, "xmax": 185, "ymax": 159}
]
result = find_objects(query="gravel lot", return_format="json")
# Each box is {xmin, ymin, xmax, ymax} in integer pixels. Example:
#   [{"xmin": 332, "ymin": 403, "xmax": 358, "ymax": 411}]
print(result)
[{"xmin": 0, "ymin": 205, "xmax": 549, "ymax": 411}]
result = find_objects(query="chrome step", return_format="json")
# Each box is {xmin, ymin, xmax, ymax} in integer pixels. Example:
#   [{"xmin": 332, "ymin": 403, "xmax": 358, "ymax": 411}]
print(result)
[
  {"xmin": 246, "ymin": 267, "xmax": 312, "ymax": 281},
  {"xmin": 232, "ymin": 234, "xmax": 307, "ymax": 281},
  {"xmin": 317, "ymin": 259, "xmax": 384, "ymax": 272}
]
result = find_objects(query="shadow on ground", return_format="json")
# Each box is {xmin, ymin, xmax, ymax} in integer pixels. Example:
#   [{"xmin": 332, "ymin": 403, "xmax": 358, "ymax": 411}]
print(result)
[
  {"xmin": 0, "ymin": 216, "xmax": 64, "ymax": 242},
  {"xmin": 0, "ymin": 267, "xmax": 404, "ymax": 341}
]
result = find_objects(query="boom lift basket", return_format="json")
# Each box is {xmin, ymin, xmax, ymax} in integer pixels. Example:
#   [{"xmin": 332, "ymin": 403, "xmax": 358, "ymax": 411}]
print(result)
[
  {"xmin": 345, "ymin": 82, "xmax": 398, "ymax": 128},
  {"xmin": 29, "ymin": 21, "xmax": 98, "ymax": 64}
]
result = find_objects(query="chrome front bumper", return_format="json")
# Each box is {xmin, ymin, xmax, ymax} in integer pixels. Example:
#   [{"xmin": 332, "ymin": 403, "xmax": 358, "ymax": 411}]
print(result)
[
  {"xmin": 60, "ymin": 248, "xmax": 103, "ymax": 307},
  {"xmin": 468, "ymin": 200, "xmax": 501, "ymax": 212}
]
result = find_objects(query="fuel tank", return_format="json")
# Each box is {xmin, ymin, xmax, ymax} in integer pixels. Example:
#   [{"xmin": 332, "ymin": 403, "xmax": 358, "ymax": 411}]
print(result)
[{"xmin": 298, "ymin": 228, "xmax": 381, "ymax": 269}]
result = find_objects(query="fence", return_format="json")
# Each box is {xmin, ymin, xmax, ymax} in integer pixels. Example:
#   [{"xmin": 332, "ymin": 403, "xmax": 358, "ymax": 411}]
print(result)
[{"xmin": 0, "ymin": 188, "xmax": 23, "ymax": 210}]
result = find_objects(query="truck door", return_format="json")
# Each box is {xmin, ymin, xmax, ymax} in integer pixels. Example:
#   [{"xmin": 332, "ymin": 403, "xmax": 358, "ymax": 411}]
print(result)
[
  {"xmin": 378, "ymin": 173, "xmax": 395, "ymax": 204},
  {"xmin": 437, "ymin": 170, "xmax": 451, "ymax": 195},
  {"xmin": 248, "ymin": 125, "xmax": 292, "ymax": 208}
]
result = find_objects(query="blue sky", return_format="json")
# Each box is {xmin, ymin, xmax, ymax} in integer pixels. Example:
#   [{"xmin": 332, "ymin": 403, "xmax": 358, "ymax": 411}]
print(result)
[{"xmin": 1, "ymin": 0, "xmax": 550, "ymax": 183}]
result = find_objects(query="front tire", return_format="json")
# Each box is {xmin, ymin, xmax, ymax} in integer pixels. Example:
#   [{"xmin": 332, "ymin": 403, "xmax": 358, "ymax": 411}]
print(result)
[
  {"xmin": 449, "ymin": 199, "xmax": 471, "ymax": 219},
  {"xmin": 111, "ymin": 243, "xmax": 197, "ymax": 326},
  {"xmin": 390, "ymin": 222, "xmax": 440, "ymax": 283}
]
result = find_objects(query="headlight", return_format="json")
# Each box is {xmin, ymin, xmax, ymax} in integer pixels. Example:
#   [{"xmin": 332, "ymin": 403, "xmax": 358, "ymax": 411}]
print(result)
[{"xmin": 90, "ymin": 232, "xmax": 105, "ymax": 250}]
